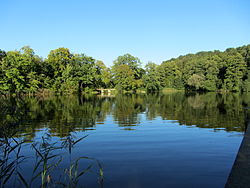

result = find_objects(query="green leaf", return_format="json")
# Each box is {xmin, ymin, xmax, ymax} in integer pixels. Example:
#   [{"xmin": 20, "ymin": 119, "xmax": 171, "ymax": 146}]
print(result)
[{"xmin": 76, "ymin": 164, "xmax": 93, "ymax": 179}]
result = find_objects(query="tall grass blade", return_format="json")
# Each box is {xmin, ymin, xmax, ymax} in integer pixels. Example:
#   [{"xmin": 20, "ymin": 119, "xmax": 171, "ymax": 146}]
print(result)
[
  {"xmin": 32, "ymin": 159, "xmax": 42, "ymax": 175},
  {"xmin": 17, "ymin": 171, "xmax": 29, "ymax": 188},
  {"xmin": 73, "ymin": 135, "xmax": 88, "ymax": 145},
  {"xmin": 76, "ymin": 164, "xmax": 93, "ymax": 179},
  {"xmin": 32, "ymin": 144, "xmax": 44, "ymax": 159},
  {"xmin": 3, "ymin": 168, "xmax": 15, "ymax": 184}
]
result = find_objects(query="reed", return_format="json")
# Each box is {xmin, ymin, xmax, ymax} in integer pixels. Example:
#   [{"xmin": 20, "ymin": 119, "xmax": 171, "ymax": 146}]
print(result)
[
  {"xmin": 0, "ymin": 131, "xmax": 103, "ymax": 188},
  {"xmin": 0, "ymin": 135, "xmax": 25, "ymax": 188}
]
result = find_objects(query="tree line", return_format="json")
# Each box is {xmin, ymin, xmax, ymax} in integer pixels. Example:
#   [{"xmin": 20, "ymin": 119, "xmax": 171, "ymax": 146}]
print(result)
[{"xmin": 0, "ymin": 44, "xmax": 250, "ymax": 95}]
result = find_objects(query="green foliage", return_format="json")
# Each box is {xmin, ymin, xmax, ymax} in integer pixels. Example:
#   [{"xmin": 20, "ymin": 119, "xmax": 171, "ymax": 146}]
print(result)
[
  {"xmin": 158, "ymin": 61, "xmax": 183, "ymax": 89},
  {"xmin": 222, "ymin": 51, "xmax": 246, "ymax": 91},
  {"xmin": 159, "ymin": 46, "xmax": 249, "ymax": 92},
  {"xmin": 47, "ymin": 47, "xmax": 73, "ymax": 78},
  {"xmin": 113, "ymin": 53, "xmax": 141, "ymax": 78},
  {"xmin": 1, "ymin": 44, "xmax": 250, "ymax": 94},
  {"xmin": 112, "ymin": 54, "xmax": 143, "ymax": 91},
  {"xmin": 187, "ymin": 74, "xmax": 205, "ymax": 90},
  {"xmin": 72, "ymin": 54, "xmax": 97, "ymax": 93},
  {"xmin": 143, "ymin": 62, "xmax": 161, "ymax": 92},
  {"xmin": 113, "ymin": 64, "xmax": 136, "ymax": 91},
  {"xmin": 202, "ymin": 56, "xmax": 220, "ymax": 91},
  {"xmin": 0, "ymin": 47, "xmax": 42, "ymax": 94},
  {"xmin": 243, "ymin": 70, "xmax": 250, "ymax": 92},
  {"xmin": 95, "ymin": 60, "xmax": 112, "ymax": 88},
  {"xmin": 46, "ymin": 49, "xmax": 98, "ymax": 94}
]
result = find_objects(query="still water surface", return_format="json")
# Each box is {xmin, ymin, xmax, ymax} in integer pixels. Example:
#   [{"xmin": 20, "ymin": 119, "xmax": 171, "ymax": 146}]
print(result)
[{"xmin": 1, "ymin": 92, "xmax": 250, "ymax": 188}]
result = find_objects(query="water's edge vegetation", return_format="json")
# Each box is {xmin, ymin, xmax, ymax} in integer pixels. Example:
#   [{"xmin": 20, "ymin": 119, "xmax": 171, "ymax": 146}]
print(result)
[{"xmin": 0, "ymin": 44, "xmax": 250, "ymax": 95}]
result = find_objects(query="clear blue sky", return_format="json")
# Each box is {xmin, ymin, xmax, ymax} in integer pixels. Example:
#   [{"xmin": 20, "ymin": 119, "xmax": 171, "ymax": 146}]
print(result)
[{"xmin": 1, "ymin": 0, "xmax": 250, "ymax": 66}]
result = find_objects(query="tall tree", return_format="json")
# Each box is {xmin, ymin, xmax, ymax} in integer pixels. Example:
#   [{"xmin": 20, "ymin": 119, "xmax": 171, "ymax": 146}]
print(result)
[
  {"xmin": 112, "ymin": 64, "xmax": 136, "ymax": 91},
  {"xmin": 143, "ymin": 62, "xmax": 161, "ymax": 92},
  {"xmin": 0, "ymin": 46, "xmax": 41, "ymax": 94},
  {"xmin": 113, "ymin": 53, "xmax": 141, "ymax": 78},
  {"xmin": 47, "ymin": 48, "xmax": 74, "ymax": 93},
  {"xmin": 47, "ymin": 48, "xmax": 73, "ymax": 78},
  {"xmin": 72, "ymin": 54, "xmax": 96, "ymax": 93},
  {"xmin": 95, "ymin": 60, "xmax": 112, "ymax": 88},
  {"xmin": 112, "ymin": 54, "xmax": 143, "ymax": 91},
  {"xmin": 222, "ymin": 50, "xmax": 246, "ymax": 91}
]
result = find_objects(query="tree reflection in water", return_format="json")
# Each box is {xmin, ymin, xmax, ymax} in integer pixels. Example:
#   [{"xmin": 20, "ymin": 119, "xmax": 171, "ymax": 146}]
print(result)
[{"xmin": 1, "ymin": 92, "xmax": 250, "ymax": 140}]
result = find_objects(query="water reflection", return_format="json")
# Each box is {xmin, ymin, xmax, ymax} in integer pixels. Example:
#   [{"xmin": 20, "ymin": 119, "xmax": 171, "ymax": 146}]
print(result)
[
  {"xmin": 1, "ymin": 92, "xmax": 250, "ymax": 139},
  {"xmin": 113, "ymin": 95, "xmax": 145, "ymax": 126}
]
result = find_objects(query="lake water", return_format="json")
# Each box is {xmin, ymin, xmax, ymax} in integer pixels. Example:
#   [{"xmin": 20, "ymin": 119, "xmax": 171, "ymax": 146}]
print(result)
[{"xmin": 1, "ymin": 92, "xmax": 249, "ymax": 188}]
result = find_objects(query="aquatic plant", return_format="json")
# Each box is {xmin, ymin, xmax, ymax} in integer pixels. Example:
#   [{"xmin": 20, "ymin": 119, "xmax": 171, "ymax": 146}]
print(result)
[{"xmin": 0, "ymin": 131, "xmax": 103, "ymax": 188}]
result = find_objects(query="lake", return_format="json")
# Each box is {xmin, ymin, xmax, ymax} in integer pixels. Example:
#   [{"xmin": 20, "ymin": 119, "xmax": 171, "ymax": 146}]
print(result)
[{"xmin": 1, "ymin": 92, "xmax": 249, "ymax": 188}]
